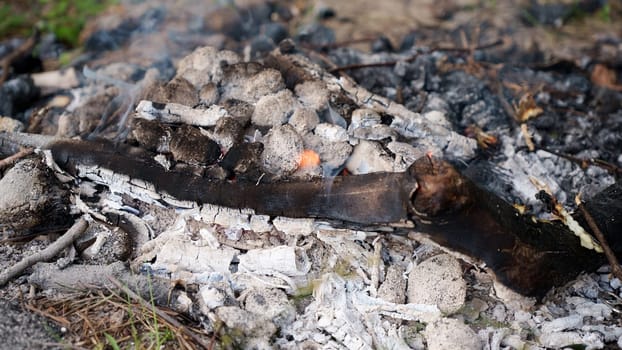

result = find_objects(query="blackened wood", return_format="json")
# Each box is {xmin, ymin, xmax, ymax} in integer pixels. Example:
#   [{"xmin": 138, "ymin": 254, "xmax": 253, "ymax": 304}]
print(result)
[
  {"xmin": 408, "ymin": 157, "xmax": 612, "ymax": 297},
  {"xmin": 49, "ymin": 139, "xmax": 418, "ymax": 225},
  {"xmin": 46, "ymin": 138, "xmax": 622, "ymax": 297}
]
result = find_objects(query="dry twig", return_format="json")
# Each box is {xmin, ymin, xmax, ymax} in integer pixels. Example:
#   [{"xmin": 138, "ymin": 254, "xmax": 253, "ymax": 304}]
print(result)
[
  {"xmin": 0, "ymin": 147, "xmax": 34, "ymax": 171},
  {"xmin": 0, "ymin": 216, "xmax": 89, "ymax": 286}
]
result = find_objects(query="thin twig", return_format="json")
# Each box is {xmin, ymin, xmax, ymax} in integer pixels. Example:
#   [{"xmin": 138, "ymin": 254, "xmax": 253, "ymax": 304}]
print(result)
[
  {"xmin": 0, "ymin": 147, "xmax": 34, "ymax": 170},
  {"xmin": 328, "ymin": 39, "xmax": 503, "ymax": 73},
  {"xmin": 107, "ymin": 275, "xmax": 211, "ymax": 350},
  {"xmin": 576, "ymin": 195, "xmax": 622, "ymax": 281},
  {"xmin": 302, "ymin": 36, "xmax": 379, "ymax": 50},
  {"xmin": 0, "ymin": 216, "xmax": 89, "ymax": 286},
  {"xmin": 534, "ymin": 145, "xmax": 622, "ymax": 177}
]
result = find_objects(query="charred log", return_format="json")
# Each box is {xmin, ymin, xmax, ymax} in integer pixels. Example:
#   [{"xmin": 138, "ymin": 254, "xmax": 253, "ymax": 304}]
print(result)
[{"xmin": 2, "ymin": 133, "xmax": 619, "ymax": 297}]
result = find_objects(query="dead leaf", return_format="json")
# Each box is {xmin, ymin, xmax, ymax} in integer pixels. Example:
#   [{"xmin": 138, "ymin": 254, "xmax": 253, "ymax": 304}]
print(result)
[{"xmin": 591, "ymin": 64, "xmax": 622, "ymax": 91}]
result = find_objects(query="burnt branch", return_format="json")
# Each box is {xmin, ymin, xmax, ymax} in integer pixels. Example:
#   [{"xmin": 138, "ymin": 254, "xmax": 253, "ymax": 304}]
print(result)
[{"xmin": 577, "ymin": 195, "xmax": 622, "ymax": 281}]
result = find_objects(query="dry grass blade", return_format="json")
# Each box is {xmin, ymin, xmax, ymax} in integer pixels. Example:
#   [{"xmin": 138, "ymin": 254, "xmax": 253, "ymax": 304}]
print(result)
[
  {"xmin": 107, "ymin": 275, "xmax": 211, "ymax": 349},
  {"xmin": 25, "ymin": 285, "xmax": 208, "ymax": 349}
]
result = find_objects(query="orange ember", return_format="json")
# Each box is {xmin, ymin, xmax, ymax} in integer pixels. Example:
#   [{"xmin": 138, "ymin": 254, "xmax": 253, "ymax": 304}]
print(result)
[{"xmin": 298, "ymin": 149, "xmax": 320, "ymax": 168}]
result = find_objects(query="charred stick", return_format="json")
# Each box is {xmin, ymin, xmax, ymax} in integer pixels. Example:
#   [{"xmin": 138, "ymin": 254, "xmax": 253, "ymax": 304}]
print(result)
[
  {"xmin": 576, "ymin": 195, "xmax": 622, "ymax": 281},
  {"xmin": 328, "ymin": 39, "xmax": 502, "ymax": 73},
  {"xmin": 48, "ymin": 138, "xmax": 418, "ymax": 226},
  {"xmin": 0, "ymin": 30, "xmax": 38, "ymax": 84},
  {"xmin": 0, "ymin": 216, "xmax": 89, "ymax": 287}
]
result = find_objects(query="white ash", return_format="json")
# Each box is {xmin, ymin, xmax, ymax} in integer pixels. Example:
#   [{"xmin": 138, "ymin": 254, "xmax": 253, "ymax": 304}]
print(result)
[
  {"xmin": 198, "ymin": 284, "xmax": 226, "ymax": 311},
  {"xmin": 346, "ymin": 140, "xmax": 394, "ymax": 174},
  {"xmin": 288, "ymin": 107, "xmax": 320, "ymax": 134},
  {"xmin": 272, "ymin": 217, "xmax": 317, "ymax": 236},
  {"xmin": 219, "ymin": 63, "xmax": 285, "ymax": 105},
  {"xmin": 215, "ymin": 305, "xmax": 277, "ymax": 338},
  {"xmin": 302, "ymin": 132, "xmax": 352, "ymax": 175},
  {"xmin": 423, "ymin": 317, "xmax": 482, "ymax": 350},
  {"xmin": 260, "ymin": 124, "xmax": 303, "ymax": 176},
  {"xmin": 175, "ymin": 46, "xmax": 240, "ymax": 88},
  {"xmin": 238, "ymin": 246, "xmax": 311, "ymax": 279},
  {"xmin": 313, "ymin": 123, "xmax": 348, "ymax": 143},
  {"xmin": 241, "ymin": 287, "xmax": 296, "ymax": 328},
  {"xmin": 348, "ymin": 108, "xmax": 398, "ymax": 140},
  {"xmin": 387, "ymin": 141, "xmax": 426, "ymax": 171},
  {"xmin": 252, "ymin": 89, "xmax": 299, "ymax": 127},
  {"xmin": 135, "ymin": 100, "xmax": 229, "ymax": 127},
  {"xmin": 349, "ymin": 108, "xmax": 381, "ymax": 129},
  {"xmin": 377, "ymin": 264, "xmax": 407, "ymax": 304},
  {"xmin": 295, "ymin": 80, "xmax": 330, "ymax": 111},
  {"xmin": 407, "ymin": 254, "xmax": 467, "ymax": 315},
  {"xmin": 31, "ymin": 67, "xmax": 79, "ymax": 94},
  {"xmin": 351, "ymin": 123, "xmax": 397, "ymax": 141}
]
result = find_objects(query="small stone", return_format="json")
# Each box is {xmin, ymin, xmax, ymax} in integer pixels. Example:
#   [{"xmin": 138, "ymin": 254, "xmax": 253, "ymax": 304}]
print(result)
[
  {"xmin": 0, "ymin": 158, "xmax": 69, "ymax": 233},
  {"xmin": 252, "ymin": 89, "xmax": 299, "ymax": 127},
  {"xmin": 610, "ymin": 277, "xmax": 621, "ymax": 289},
  {"xmin": 464, "ymin": 298, "xmax": 488, "ymax": 322},
  {"xmin": 407, "ymin": 254, "xmax": 466, "ymax": 314},
  {"xmin": 423, "ymin": 318, "xmax": 481, "ymax": 350},
  {"xmin": 377, "ymin": 265, "xmax": 407, "ymax": 304},
  {"xmin": 260, "ymin": 124, "xmax": 303, "ymax": 176}
]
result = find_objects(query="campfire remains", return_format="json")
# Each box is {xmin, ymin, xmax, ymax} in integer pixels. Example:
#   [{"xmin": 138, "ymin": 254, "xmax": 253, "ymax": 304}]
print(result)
[{"xmin": 0, "ymin": 1, "xmax": 621, "ymax": 349}]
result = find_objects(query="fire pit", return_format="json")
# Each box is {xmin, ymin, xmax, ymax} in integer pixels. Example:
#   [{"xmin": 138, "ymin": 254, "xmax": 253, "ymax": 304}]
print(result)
[{"xmin": 0, "ymin": 1, "xmax": 621, "ymax": 349}]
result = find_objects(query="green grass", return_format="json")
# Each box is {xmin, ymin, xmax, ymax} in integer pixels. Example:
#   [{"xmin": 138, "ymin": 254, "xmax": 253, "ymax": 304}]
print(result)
[{"xmin": 0, "ymin": 0, "xmax": 116, "ymax": 46}]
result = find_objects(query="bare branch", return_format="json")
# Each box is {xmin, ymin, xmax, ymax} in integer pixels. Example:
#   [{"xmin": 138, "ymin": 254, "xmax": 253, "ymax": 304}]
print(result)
[
  {"xmin": 0, "ymin": 216, "xmax": 89, "ymax": 286},
  {"xmin": 0, "ymin": 147, "xmax": 34, "ymax": 171}
]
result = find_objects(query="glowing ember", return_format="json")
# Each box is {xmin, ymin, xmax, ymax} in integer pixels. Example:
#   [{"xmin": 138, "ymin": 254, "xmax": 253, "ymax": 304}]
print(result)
[{"xmin": 298, "ymin": 149, "xmax": 320, "ymax": 168}]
